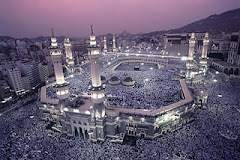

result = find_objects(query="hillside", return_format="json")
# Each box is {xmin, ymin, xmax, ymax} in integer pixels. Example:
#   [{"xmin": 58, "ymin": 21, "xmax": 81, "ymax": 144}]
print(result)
[{"xmin": 169, "ymin": 8, "xmax": 240, "ymax": 34}]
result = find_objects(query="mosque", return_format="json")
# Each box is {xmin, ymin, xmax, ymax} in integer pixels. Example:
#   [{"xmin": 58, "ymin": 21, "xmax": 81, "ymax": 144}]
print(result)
[{"xmin": 39, "ymin": 27, "xmax": 209, "ymax": 142}]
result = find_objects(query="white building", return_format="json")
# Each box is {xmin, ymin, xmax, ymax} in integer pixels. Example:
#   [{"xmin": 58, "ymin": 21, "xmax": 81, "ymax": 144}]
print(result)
[
  {"xmin": 22, "ymin": 76, "xmax": 31, "ymax": 92},
  {"xmin": 38, "ymin": 63, "xmax": 49, "ymax": 83},
  {"xmin": 48, "ymin": 63, "xmax": 54, "ymax": 77},
  {"xmin": 7, "ymin": 67, "xmax": 25, "ymax": 95},
  {"xmin": 18, "ymin": 61, "xmax": 41, "ymax": 89}
]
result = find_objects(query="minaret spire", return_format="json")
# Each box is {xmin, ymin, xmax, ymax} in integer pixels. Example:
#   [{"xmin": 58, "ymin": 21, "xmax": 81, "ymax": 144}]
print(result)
[
  {"xmin": 89, "ymin": 25, "xmax": 97, "ymax": 47},
  {"xmin": 90, "ymin": 25, "xmax": 94, "ymax": 35},
  {"xmin": 51, "ymin": 28, "xmax": 54, "ymax": 37}
]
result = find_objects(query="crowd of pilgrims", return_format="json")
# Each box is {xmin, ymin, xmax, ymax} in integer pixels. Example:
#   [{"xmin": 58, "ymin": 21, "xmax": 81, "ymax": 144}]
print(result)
[
  {"xmin": 1, "ymin": 56, "xmax": 240, "ymax": 159},
  {"xmin": 1, "ymin": 68, "xmax": 240, "ymax": 159},
  {"xmin": 46, "ymin": 57, "xmax": 183, "ymax": 110}
]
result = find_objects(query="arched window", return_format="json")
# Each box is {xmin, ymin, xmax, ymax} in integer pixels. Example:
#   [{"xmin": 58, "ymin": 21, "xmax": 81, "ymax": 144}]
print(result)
[
  {"xmin": 224, "ymin": 68, "xmax": 229, "ymax": 75},
  {"xmin": 229, "ymin": 68, "xmax": 234, "ymax": 75},
  {"xmin": 234, "ymin": 68, "xmax": 239, "ymax": 75}
]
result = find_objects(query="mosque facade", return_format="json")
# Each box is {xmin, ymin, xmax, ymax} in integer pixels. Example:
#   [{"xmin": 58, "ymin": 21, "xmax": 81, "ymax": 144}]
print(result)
[{"xmin": 39, "ymin": 29, "xmax": 209, "ymax": 143}]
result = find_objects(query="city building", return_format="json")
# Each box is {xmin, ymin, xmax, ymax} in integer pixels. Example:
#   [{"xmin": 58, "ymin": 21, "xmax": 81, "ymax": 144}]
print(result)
[
  {"xmin": 18, "ymin": 61, "xmax": 41, "ymax": 90},
  {"xmin": 21, "ymin": 75, "xmax": 31, "ymax": 92},
  {"xmin": 211, "ymin": 32, "xmax": 240, "ymax": 75},
  {"xmin": 38, "ymin": 62, "xmax": 49, "ymax": 83},
  {"xmin": 47, "ymin": 63, "xmax": 54, "ymax": 77},
  {"xmin": 210, "ymin": 39, "xmax": 230, "ymax": 57},
  {"xmin": 227, "ymin": 32, "xmax": 240, "ymax": 66},
  {"xmin": 0, "ymin": 71, "xmax": 13, "ymax": 104},
  {"xmin": 163, "ymin": 32, "xmax": 206, "ymax": 57},
  {"xmin": 7, "ymin": 67, "xmax": 25, "ymax": 95}
]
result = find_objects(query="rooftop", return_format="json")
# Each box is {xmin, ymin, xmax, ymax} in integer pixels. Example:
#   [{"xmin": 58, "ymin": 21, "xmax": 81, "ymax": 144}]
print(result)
[{"xmin": 64, "ymin": 97, "xmax": 93, "ymax": 115}]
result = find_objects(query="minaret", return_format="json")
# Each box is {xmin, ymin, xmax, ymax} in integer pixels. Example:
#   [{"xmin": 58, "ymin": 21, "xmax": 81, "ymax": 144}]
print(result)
[
  {"xmin": 103, "ymin": 36, "xmax": 107, "ymax": 53},
  {"xmin": 64, "ymin": 37, "xmax": 74, "ymax": 74},
  {"xmin": 188, "ymin": 33, "xmax": 196, "ymax": 61},
  {"xmin": 50, "ymin": 29, "xmax": 69, "ymax": 100},
  {"xmin": 88, "ymin": 25, "xmax": 106, "ymax": 141},
  {"xmin": 88, "ymin": 25, "xmax": 105, "ymax": 112},
  {"xmin": 202, "ymin": 32, "xmax": 209, "ymax": 59},
  {"xmin": 112, "ymin": 36, "xmax": 117, "ymax": 52},
  {"xmin": 186, "ymin": 33, "xmax": 196, "ymax": 84},
  {"xmin": 200, "ymin": 32, "xmax": 209, "ymax": 72}
]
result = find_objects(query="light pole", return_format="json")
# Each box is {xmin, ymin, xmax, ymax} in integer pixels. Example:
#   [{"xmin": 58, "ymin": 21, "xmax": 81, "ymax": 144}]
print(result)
[{"xmin": 88, "ymin": 130, "xmax": 95, "ymax": 159}]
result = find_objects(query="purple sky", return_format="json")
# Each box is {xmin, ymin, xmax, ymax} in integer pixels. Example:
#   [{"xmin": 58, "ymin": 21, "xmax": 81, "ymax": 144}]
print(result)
[{"xmin": 0, "ymin": 0, "xmax": 239, "ymax": 38}]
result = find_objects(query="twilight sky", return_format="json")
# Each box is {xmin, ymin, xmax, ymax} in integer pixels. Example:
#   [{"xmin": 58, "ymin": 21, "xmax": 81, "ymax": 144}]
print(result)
[{"xmin": 0, "ymin": 0, "xmax": 240, "ymax": 38}]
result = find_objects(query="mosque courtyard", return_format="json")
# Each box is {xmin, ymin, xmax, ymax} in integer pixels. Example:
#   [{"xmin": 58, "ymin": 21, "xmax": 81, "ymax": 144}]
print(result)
[{"xmin": 48, "ymin": 56, "xmax": 184, "ymax": 110}]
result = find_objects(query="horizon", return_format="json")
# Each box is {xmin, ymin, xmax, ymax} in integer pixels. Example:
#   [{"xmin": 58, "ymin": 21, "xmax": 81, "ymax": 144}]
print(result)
[{"xmin": 0, "ymin": 0, "xmax": 240, "ymax": 38}]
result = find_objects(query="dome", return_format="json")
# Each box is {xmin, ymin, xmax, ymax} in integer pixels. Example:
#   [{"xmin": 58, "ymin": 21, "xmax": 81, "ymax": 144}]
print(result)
[
  {"xmin": 110, "ymin": 76, "xmax": 119, "ymax": 81},
  {"xmin": 123, "ymin": 77, "xmax": 133, "ymax": 82},
  {"xmin": 109, "ymin": 76, "xmax": 120, "ymax": 85},
  {"xmin": 123, "ymin": 77, "xmax": 135, "ymax": 86}
]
